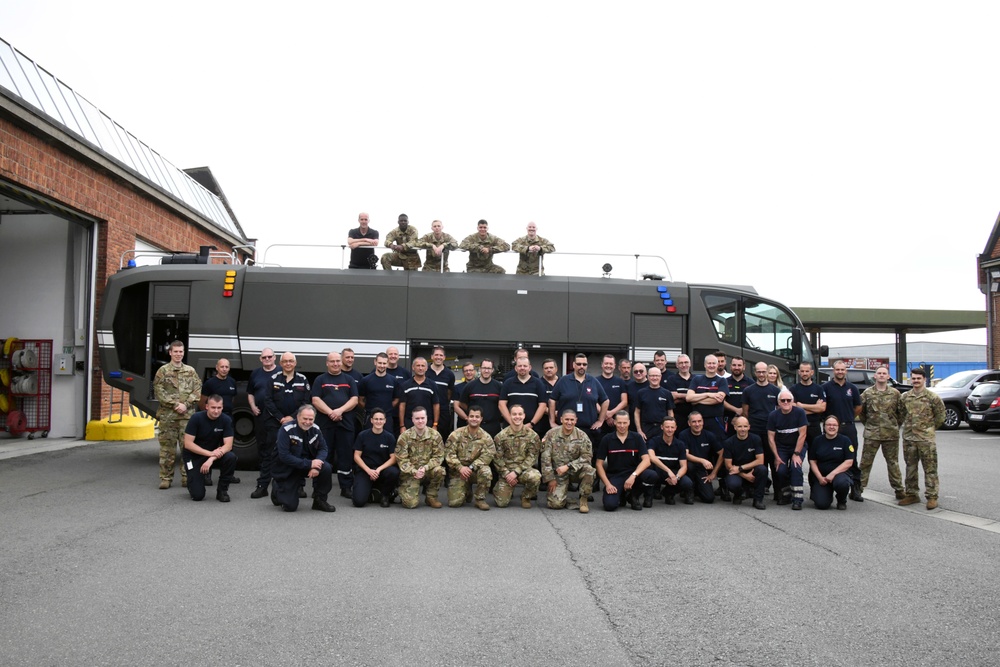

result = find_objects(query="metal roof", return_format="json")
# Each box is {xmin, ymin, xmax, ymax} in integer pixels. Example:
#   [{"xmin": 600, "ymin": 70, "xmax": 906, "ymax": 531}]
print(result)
[
  {"xmin": 793, "ymin": 307, "xmax": 986, "ymax": 335},
  {"xmin": 0, "ymin": 36, "xmax": 245, "ymax": 242}
]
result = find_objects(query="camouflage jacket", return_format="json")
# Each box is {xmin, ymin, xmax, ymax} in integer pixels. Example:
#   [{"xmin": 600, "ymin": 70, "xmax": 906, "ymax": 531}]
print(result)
[
  {"xmin": 153, "ymin": 362, "xmax": 201, "ymax": 420},
  {"xmin": 859, "ymin": 385, "xmax": 902, "ymax": 440},
  {"xmin": 541, "ymin": 426, "xmax": 593, "ymax": 483},
  {"xmin": 445, "ymin": 426, "xmax": 496, "ymax": 471},
  {"xmin": 493, "ymin": 425, "xmax": 542, "ymax": 477},
  {"xmin": 511, "ymin": 234, "xmax": 555, "ymax": 274},
  {"xmin": 385, "ymin": 226, "xmax": 420, "ymax": 256},
  {"xmin": 395, "ymin": 427, "xmax": 445, "ymax": 473},
  {"xmin": 414, "ymin": 232, "xmax": 458, "ymax": 270},
  {"xmin": 900, "ymin": 389, "xmax": 946, "ymax": 442},
  {"xmin": 459, "ymin": 233, "xmax": 510, "ymax": 268}
]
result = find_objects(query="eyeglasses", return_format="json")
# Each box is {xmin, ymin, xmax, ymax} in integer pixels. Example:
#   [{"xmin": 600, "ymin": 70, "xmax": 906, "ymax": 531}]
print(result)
[
  {"xmin": 779, "ymin": 399, "xmax": 792, "ymax": 403},
  {"xmin": 261, "ymin": 355, "xmax": 274, "ymax": 359}
]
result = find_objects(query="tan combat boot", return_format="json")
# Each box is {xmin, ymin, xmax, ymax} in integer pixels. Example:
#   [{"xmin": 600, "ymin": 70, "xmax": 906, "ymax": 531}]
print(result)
[
  {"xmin": 926, "ymin": 498, "xmax": 938, "ymax": 510},
  {"xmin": 425, "ymin": 495, "xmax": 443, "ymax": 509},
  {"xmin": 521, "ymin": 496, "xmax": 532, "ymax": 509},
  {"xmin": 474, "ymin": 499, "xmax": 490, "ymax": 511},
  {"xmin": 578, "ymin": 496, "xmax": 589, "ymax": 513}
]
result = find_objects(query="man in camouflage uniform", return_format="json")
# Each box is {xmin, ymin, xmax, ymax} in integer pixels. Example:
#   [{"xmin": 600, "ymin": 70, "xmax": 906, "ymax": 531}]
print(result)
[
  {"xmin": 511, "ymin": 221, "xmax": 556, "ymax": 275},
  {"xmin": 380, "ymin": 213, "xmax": 421, "ymax": 270},
  {"xmin": 859, "ymin": 365, "xmax": 904, "ymax": 499},
  {"xmin": 395, "ymin": 406, "xmax": 446, "ymax": 508},
  {"xmin": 493, "ymin": 405, "xmax": 543, "ymax": 508},
  {"xmin": 445, "ymin": 406, "xmax": 496, "ymax": 510},
  {"xmin": 898, "ymin": 367, "xmax": 946, "ymax": 510},
  {"xmin": 541, "ymin": 409, "xmax": 596, "ymax": 513},
  {"xmin": 459, "ymin": 219, "xmax": 510, "ymax": 273},
  {"xmin": 414, "ymin": 219, "xmax": 459, "ymax": 272},
  {"xmin": 153, "ymin": 340, "xmax": 202, "ymax": 489}
]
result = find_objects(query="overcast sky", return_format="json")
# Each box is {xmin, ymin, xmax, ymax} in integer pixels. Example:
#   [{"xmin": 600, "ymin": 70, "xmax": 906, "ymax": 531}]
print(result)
[{"xmin": 2, "ymin": 1, "xmax": 996, "ymax": 349}]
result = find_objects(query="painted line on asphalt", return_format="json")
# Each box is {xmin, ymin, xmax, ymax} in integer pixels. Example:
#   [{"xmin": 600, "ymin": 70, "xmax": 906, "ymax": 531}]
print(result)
[{"xmin": 864, "ymin": 489, "xmax": 1000, "ymax": 534}]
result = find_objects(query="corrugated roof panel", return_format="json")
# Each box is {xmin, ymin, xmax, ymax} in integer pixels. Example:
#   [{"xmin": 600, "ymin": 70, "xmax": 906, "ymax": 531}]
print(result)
[{"xmin": 0, "ymin": 37, "xmax": 244, "ymax": 243}]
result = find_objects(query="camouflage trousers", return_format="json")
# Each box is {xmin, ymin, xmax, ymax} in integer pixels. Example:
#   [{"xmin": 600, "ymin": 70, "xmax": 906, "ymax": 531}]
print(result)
[
  {"xmin": 493, "ymin": 469, "xmax": 541, "ymax": 507},
  {"xmin": 158, "ymin": 416, "xmax": 190, "ymax": 483},
  {"xmin": 381, "ymin": 252, "xmax": 421, "ymax": 270},
  {"xmin": 466, "ymin": 263, "xmax": 505, "ymax": 274},
  {"xmin": 860, "ymin": 438, "xmax": 903, "ymax": 492},
  {"xmin": 448, "ymin": 465, "xmax": 493, "ymax": 507},
  {"xmin": 398, "ymin": 465, "xmax": 446, "ymax": 508},
  {"xmin": 546, "ymin": 465, "xmax": 595, "ymax": 509},
  {"xmin": 902, "ymin": 439, "xmax": 938, "ymax": 500}
]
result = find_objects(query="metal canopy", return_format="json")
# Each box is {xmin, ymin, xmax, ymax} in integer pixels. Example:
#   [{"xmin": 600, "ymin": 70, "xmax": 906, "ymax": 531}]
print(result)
[{"xmin": 792, "ymin": 307, "xmax": 985, "ymax": 335}]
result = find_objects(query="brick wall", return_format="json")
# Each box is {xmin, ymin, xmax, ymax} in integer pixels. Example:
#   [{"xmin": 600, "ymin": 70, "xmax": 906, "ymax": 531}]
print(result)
[{"xmin": 0, "ymin": 115, "xmax": 238, "ymax": 420}]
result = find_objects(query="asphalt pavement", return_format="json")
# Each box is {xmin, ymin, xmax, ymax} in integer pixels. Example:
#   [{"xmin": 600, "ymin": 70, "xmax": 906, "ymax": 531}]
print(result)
[{"xmin": 1, "ymin": 429, "xmax": 998, "ymax": 666}]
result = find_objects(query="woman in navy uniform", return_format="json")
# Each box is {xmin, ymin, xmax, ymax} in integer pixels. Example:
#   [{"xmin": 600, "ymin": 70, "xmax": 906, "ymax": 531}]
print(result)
[
  {"xmin": 352, "ymin": 408, "xmax": 400, "ymax": 507},
  {"xmin": 808, "ymin": 416, "xmax": 854, "ymax": 510}
]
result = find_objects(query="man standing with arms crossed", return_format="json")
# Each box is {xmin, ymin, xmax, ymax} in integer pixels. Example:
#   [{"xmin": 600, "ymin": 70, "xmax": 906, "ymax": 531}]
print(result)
[
  {"xmin": 790, "ymin": 361, "xmax": 827, "ymax": 445},
  {"xmin": 859, "ymin": 365, "xmax": 904, "ymax": 499},
  {"xmin": 898, "ymin": 368, "xmax": 945, "ymax": 509}
]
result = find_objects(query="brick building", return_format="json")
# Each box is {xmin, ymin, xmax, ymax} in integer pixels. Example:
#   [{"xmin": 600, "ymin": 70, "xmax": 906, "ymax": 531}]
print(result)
[
  {"xmin": 978, "ymin": 214, "xmax": 1000, "ymax": 368},
  {"xmin": 0, "ymin": 37, "xmax": 249, "ymax": 437}
]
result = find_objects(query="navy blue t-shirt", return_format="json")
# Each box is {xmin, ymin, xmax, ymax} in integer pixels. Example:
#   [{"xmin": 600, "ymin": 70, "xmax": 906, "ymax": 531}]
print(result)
[
  {"xmin": 398, "ymin": 378, "xmax": 440, "ymax": 427},
  {"xmin": 359, "ymin": 373, "xmax": 398, "ymax": 419},
  {"xmin": 743, "ymin": 383, "xmax": 779, "ymax": 430},
  {"xmin": 201, "ymin": 375, "xmax": 237, "ymax": 415},
  {"xmin": 596, "ymin": 431, "xmax": 646, "ymax": 475},
  {"xmin": 677, "ymin": 428, "xmax": 721, "ymax": 463},
  {"xmin": 646, "ymin": 435, "xmax": 688, "ymax": 473},
  {"xmin": 551, "ymin": 374, "xmax": 609, "ymax": 427},
  {"xmin": 687, "ymin": 374, "xmax": 729, "ymax": 419},
  {"xmin": 596, "ymin": 374, "xmax": 627, "ymax": 411},
  {"xmin": 767, "ymin": 407, "xmax": 809, "ymax": 451},
  {"xmin": 723, "ymin": 433, "xmax": 764, "ymax": 467},
  {"xmin": 790, "ymin": 382, "xmax": 827, "ymax": 425},
  {"xmin": 427, "ymin": 366, "xmax": 456, "ymax": 416},
  {"xmin": 809, "ymin": 433, "xmax": 853, "ymax": 476},
  {"xmin": 823, "ymin": 380, "xmax": 861, "ymax": 424},
  {"xmin": 635, "ymin": 385, "xmax": 675, "ymax": 427},
  {"xmin": 184, "ymin": 410, "xmax": 234, "ymax": 449},
  {"xmin": 311, "ymin": 372, "xmax": 359, "ymax": 431},
  {"xmin": 725, "ymin": 374, "xmax": 751, "ymax": 410},
  {"xmin": 501, "ymin": 375, "xmax": 548, "ymax": 423},
  {"xmin": 354, "ymin": 427, "xmax": 397, "ymax": 469}
]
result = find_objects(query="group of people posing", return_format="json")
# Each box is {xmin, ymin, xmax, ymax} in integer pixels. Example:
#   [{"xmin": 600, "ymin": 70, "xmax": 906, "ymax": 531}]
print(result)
[
  {"xmin": 153, "ymin": 341, "xmax": 945, "ymax": 515},
  {"xmin": 347, "ymin": 213, "xmax": 555, "ymax": 275}
]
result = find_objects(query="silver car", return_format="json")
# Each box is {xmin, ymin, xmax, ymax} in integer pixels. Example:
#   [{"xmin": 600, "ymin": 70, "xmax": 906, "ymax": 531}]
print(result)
[{"xmin": 928, "ymin": 369, "xmax": 1000, "ymax": 430}]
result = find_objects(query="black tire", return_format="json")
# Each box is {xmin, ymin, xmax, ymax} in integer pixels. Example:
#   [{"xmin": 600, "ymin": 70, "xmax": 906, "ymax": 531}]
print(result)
[
  {"xmin": 970, "ymin": 422, "xmax": 990, "ymax": 433},
  {"xmin": 941, "ymin": 404, "xmax": 962, "ymax": 430}
]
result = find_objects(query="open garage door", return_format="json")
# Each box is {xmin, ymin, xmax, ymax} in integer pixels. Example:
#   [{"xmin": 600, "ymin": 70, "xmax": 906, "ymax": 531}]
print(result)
[{"xmin": 0, "ymin": 179, "xmax": 98, "ymax": 438}]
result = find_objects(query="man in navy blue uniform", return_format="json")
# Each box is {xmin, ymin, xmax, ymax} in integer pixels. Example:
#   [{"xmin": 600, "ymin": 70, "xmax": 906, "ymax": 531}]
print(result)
[
  {"xmin": 743, "ymin": 361, "xmax": 779, "ymax": 478},
  {"xmin": 352, "ymin": 408, "xmax": 400, "ymax": 508},
  {"xmin": 595, "ymin": 411, "xmax": 650, "ymax": 511},
  {"xmin": 549, "ymin": 353, "xmax": 609, "ymax": 450},
  {"xmin": 340, "ymin": 347, "xmax": 365, "ymax": 431},
  {"xmin": 251, "ymin": 351, "xmax": 310, "ymax": 500},
  {"xmin": 679, "ymin": 411, "xmax": 722, "ymax": 504},
  {"xmin": 723, "ymin": 416, "xmax": 767, "ymax": 510},
  {"xmin": 665, "ymin": 354, "xmax": 693, "ymax": 426},
  {"xmin": 722, "ymin": 356, "xmax": 749, "ymax": 435},
  {"xmin": 272, "ymin": 405, "xmax": 335, "ymax": 512},
  {"xmin": 638, "ymin": 416, "xmax": 693, "ymax": 506},
  {"xmin": 686, "ymin": 354, "xmax": 730, "ymax": 442},
  {"xmin": 597, "ymin": 354, "xmax": 629, "ymax": 436},
  {"xmin": 537, "ymin": 359, "xmax": 560, "ymax": 439},
  {"xmin": 634, "ymin": 367, "xmax": 675, "ymax": 441},
  {"xmin": 386, "ymin": 346, "xmax": 412, "ymax": 384},
  {"xmin": 246, "ymin": 348, "xmax": 277, "ymax": 493},
  {"xmin": 398, "ymin": 357, "xmax": 440, "ymax": 431},
  {"xmin": 625, "ymin": 363, "xmax": 649, "ymax": 433},
  {"xmin": 198, "ymin": 357, "xmax": 240, "ymax": 486},
  {"xmin": 790, "ymin": 361, "xmax": 827, "ymax": 446},
  {"xmin": 359, "ymin": 353, "xmax": 398, "ymax": 433},
  {"xmin": 311, "ymin": 351, "xmax": 360, "ymax": 498},
  {"xmin": 767, "ymin": 388, "xmax": 809, "ymax": 509},
  {"xmin": 808, "ymin": 415, "xmax": 854, "ymax": 510},
  {"xmin": 499, "ymin": 357, "xmax": 548, "ymax": 431},
  {"xmin": 427, "ymin": 346, "xmax": 456, "ymax": 442},
  {"xmin": 823, "ymin": 360, "xmax": 864, "ymax": 502},
  {"xmin": 182, "ymin": 395, "xmax": 238, "ymax": 502},
  {"xmin": 457, "ymin": 359, "xmax": 504, "ymax": 437}
]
